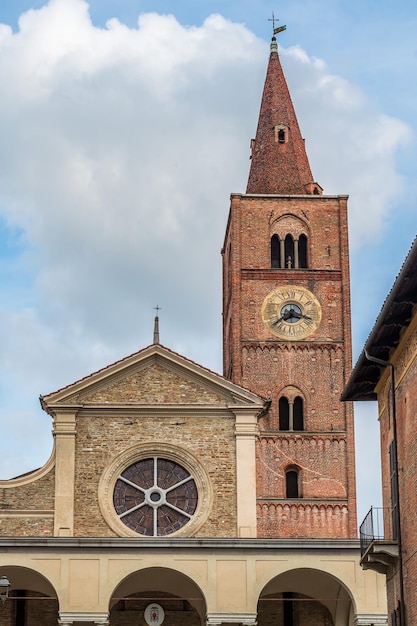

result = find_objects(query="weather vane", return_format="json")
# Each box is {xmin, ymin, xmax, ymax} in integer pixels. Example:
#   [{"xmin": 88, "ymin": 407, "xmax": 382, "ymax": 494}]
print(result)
[{"xmin": 268, "ymin": 11, "xmax": 287, "ymax": 36}]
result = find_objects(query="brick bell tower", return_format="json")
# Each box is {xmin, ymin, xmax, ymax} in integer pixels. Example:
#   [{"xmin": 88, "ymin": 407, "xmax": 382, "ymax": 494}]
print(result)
[{"xmin": 222, "ymin": 34, "xmax": 357, "ymax": 538}]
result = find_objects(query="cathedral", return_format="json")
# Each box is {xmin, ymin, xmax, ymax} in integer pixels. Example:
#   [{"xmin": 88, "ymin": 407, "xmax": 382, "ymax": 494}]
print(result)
[{"xmin": 0, "ymin": 32, "xmax": 387, "ymax": 626}]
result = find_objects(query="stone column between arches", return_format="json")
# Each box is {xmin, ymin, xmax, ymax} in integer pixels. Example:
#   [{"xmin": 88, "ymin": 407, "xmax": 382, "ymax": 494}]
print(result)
[
  {"xmin": 58, "ymin": 612, "xmax": 109, "ymax": 625},
  {"xmin": 206, "ymin": 613, "xmax": 257, "ymax": 626},
  {"xmin": 354, "ymin": 615, "xmax": 388, "ymax": 626}
]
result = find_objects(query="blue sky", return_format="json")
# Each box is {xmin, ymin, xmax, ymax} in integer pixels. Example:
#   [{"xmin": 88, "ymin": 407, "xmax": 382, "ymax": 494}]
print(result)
[{"xmin": 0, "ymin": 0, "xmax": 416, "ymax": 526}]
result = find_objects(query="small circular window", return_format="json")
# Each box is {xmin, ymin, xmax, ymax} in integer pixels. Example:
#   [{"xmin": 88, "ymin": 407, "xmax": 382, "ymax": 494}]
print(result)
[{"xmin": 113, "ymin": 457, "xmax": 198, "ymax": 536}]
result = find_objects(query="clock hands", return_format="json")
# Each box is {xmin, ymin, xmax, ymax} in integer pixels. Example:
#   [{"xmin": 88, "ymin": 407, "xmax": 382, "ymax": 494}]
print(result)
[
  {"xmin": 272, "ymin": 309, "xmax": 292, "ymax": 324},
  {"xmin": 272, "ymin": 308, "xmax": 313, "ymax": 324}
]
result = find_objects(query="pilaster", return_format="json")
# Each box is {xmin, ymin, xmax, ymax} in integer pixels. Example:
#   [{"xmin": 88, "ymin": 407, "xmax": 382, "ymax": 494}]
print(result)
[
  {"xmin": 53, "ymin": 409, "xmax": 77, "ymax": 536},
  {"xmin": 232, "ymin": 408, "xmax": 259, "ymax": 537}
]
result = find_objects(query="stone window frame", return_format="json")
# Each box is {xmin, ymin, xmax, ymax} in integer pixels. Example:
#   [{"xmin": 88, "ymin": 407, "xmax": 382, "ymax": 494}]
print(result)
[{"xmin": 99, "ymin": 441, "xmax": 213, "ymax": 538}]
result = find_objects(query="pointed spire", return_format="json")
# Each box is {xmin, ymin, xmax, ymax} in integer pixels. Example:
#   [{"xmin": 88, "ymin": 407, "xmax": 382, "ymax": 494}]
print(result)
[
  {"xmin": 153, "ymin": 305, "xmax": 160, "ymax": 344},
  {"xmin": 246, "ymin": 36, "xmax": 321, "ymax": 195}
]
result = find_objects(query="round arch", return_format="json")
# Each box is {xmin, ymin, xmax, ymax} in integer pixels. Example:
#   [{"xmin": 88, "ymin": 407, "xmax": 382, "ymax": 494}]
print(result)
[
  {"xmin": 109, "ymin": 566, "xmax": 207, "ymax": 626},
  {"xmin": 0, "ymin": 565, "xmax": 59, "ymax": 625},
  {"xmin": 257, "ymin": 567, "xmax": 356, "ymax": 626}
]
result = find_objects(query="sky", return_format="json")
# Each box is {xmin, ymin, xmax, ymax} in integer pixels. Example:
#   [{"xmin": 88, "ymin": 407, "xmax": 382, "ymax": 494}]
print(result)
[{"xmin": 0, "ymin": 0, "xmax": 416, "ymax": 528}]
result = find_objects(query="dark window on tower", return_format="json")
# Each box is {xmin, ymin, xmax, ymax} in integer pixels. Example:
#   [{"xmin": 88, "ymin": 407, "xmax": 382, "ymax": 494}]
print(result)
[
  {"xmin": 279, "ymin": 397, "xmax": 290, "ymax": 430},
  {"xmin": 271, "ymin": 234, "xmax": 280, "ymax": 268},
  {"xmin": 298, "ymin": 234, "xmax": 308, "ymax": 268},
  {"xmin": 279, "ymin": 396, "xmax": 304, "ymax": 431},
  {"xmin": 286, "ymin": 469, "xmax": 299, "ymax": 498},
  {"xmin": 278, "ymin": 129, "xmax": 285, "ymax": 143},
  {"xmin": 284, "ymin": 235, "xmax": 294, "ymax": 268},
  {"xmin": 293, "ymin": 396, "xmax": 304, "ymax": 431}
]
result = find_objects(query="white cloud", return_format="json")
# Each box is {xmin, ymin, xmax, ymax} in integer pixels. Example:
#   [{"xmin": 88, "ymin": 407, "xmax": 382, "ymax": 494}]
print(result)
[{"xmin": 0, "ymin": 0, "xmax": 410, "ymax": 480}]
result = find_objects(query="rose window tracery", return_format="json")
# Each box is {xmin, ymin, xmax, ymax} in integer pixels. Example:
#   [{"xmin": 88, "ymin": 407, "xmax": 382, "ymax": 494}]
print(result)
[{"xmin": 113, "ymin": 457, "xmax": 198, "ymax": 536}]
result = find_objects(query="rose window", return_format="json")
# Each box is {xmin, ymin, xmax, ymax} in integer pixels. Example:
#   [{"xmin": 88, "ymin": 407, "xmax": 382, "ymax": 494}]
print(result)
[{"xmin": 113, "ymin": 457, "xmax": 198, "ymax": 536}]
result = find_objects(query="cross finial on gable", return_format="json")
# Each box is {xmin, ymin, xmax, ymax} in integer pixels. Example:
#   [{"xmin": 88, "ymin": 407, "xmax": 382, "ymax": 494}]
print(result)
[{"xmin": 153, "ymin": 305, "xmax": 161, "ymax": 344}]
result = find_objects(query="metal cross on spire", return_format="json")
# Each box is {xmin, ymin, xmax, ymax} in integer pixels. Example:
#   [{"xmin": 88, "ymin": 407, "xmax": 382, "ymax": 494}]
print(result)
[{"xmin": 268, "ymin": 11, "xmax": 287, "ymax": 36}]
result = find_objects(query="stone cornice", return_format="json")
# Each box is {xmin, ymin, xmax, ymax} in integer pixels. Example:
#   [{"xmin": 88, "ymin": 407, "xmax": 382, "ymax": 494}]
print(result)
[
  {"xmin": 241, "ymin": 268, "xmax": 342, "ymax": 282},
  {"xmin": 230, "ymin": 193, "xmax": 349, "ymax": 200},
  {"xmin": 54, "ymin": 405, "xmax": 258, "ymax": 417},
  {"xmin": 0, "ymin": 510, "xmax": 54, "ymax": 517},
  {"xmin": 0, "ymin": 536, "xmax": 361, "ymax": 551},
  {"xmin": 242, "ymin": 341, "xmax": 344, "ymax": 349}
]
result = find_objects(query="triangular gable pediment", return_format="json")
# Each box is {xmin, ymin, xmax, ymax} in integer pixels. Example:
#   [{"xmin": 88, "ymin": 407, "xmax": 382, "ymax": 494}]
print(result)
[{"xmin": 41, "ymin": 343, "xmax": 265, "ymax": 411}]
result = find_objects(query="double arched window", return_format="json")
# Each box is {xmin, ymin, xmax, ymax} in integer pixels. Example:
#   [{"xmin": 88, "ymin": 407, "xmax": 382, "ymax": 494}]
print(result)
[
  {"xmin": 271, "ymin": 234, "xmax": 308, "ymax": 269},
  {"xmin": 279, "ymin": 396, "xmax": 304, "ymax": 431}
]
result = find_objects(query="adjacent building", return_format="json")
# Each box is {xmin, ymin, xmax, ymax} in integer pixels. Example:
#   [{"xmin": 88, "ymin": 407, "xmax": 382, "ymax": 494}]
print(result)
[
  {"xmin": 342, "ymin": 236, "xmax": 417, "ymax": 626},
  {"xmin": 0, "ymin": 33, "xmax": 387, "ymax": 626}
]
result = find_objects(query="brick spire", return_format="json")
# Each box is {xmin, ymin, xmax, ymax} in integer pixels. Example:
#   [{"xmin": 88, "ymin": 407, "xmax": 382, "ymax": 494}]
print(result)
[{"xmin": 246, "ymin": 37, "xmax": 321, "ymax": 195}]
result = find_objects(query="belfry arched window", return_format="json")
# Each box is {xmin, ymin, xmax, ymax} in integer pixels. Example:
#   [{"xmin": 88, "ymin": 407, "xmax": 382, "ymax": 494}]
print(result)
[
  {"xmin": 270, "ymin": 232, "xmax": 309, "ymax": 269},
  {"xmin": 271, "ymin": 234, "xmax": 280, "ymax": 268},
  {"xmin": 293, "ymin": 396, "xmax": 304, "ymax": 431},
  {"xmin": 298, "ymin": 234, "xmax": 308, "ymax": 268},
  {"xmin": 284, "ymin": 235, "xmax": 295, "ymax": 269},
  {"xmin": 279, "ymin": 397, "xmax": 290, "ymax": 430},
  {"xmin": 286, "ymin": 468, "xmax": 299, "ymax": 498},
  {"xmin": 279, "ymin": 396, "xmax": 304, "ymax": 431}
]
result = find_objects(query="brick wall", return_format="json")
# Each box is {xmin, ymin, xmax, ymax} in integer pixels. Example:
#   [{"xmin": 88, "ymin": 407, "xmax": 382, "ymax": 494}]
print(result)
[
  {"xmin": 379, "ymin": 322, "xmax": 417, "ymax": 625},
  {"xmin": 223, "ymin": 191, "xmax": 356, "ymax": 539}
]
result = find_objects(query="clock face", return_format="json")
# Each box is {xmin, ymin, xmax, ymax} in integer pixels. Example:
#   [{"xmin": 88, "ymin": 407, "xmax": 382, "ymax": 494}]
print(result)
[{"xmin": 261, "ymin": 285, "xmax": 322, "ymax": 340}]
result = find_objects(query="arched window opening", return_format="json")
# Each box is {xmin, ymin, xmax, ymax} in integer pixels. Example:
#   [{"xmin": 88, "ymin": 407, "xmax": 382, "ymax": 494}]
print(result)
[
  {"xmin": 271, "ymin": 234, "xmax": 280, "ymax": 268},
  {"xmin": 298, "ymin": 234, "xmax": 308, "ymax": 268},
  {"xmin": 278, "ymin": 129, "xmax": 285, "ymax": 143},
  {"xmin": 284, "ymin": 235, "xmax": 294, "ymax": 269},
  {"xmin": 279, "ymin": 396, "xmax": 304, "ymax": 431},
  {"xmin": 293, "ymin": 396, "xmax": 304, "ymax": 431},
  {"xmin": 279, "ymin": 397, "xmax": 290, "ymax": 430},
  {"xmin": 286, "ymin": 469, "xmax": 299, "ymax": 498}
]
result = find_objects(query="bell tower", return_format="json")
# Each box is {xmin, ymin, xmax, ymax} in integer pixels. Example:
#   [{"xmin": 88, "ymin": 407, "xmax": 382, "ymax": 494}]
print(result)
[{"xmin": 222, "ymin": 34, "xmax": 357, "ymax": 538}]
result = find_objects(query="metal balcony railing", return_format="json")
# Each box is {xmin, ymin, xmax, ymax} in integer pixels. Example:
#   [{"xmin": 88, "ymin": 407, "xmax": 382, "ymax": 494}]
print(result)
[{"xmin": 359, "ymin": 507, "xmax": 394, "ymax": 556}]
